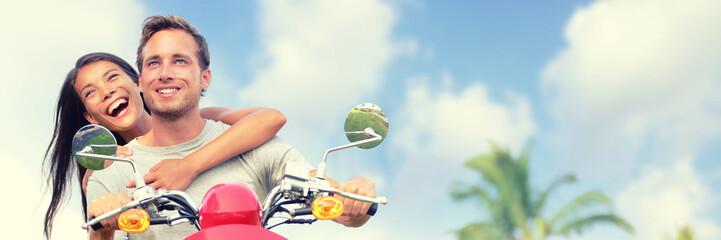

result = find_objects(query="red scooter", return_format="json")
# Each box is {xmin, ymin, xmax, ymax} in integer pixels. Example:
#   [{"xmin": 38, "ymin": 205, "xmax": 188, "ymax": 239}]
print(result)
[{"xmin": 73, "ymin": 103, "xmax": 389, "ymax": 239}]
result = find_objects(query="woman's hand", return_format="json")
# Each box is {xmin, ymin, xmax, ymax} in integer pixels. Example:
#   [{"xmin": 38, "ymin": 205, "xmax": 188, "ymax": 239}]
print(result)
[{"xmin": 126, "ymin": 156, "xmax": 200, "ymax": 191}]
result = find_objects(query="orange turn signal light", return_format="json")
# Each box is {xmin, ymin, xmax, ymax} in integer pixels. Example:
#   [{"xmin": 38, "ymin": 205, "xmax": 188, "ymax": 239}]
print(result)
[
  {"xmin": 312, "ymin": 196, "xmax": 344, "ymax": 220},
  {"xmin": 118, "ymin": 208, "xmax": 150, "ymax": 233}
]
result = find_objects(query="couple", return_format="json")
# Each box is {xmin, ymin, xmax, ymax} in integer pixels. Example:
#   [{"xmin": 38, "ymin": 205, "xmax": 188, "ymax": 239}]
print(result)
[{"xmin": 44, "ymin": 15, "xmax": 376, "ymax": 240}]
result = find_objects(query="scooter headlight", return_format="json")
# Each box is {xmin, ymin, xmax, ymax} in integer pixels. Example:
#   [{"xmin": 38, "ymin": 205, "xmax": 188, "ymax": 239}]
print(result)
[
  {"xmin": 118, "ymin": 208, "xmax": 150, "ymax": 233},
  {"xmin": 311, "ymin": 196, "xmax": 344, "ymax": 220}
]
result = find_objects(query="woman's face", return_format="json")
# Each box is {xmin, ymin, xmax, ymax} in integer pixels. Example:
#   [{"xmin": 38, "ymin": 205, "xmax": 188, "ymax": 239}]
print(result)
[{"xmin": 74, "ymin": 60, "xmax": 146, "ymax": 133}]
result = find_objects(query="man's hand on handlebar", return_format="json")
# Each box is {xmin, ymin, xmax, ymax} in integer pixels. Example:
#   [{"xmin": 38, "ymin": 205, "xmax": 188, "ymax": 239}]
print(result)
[
  {"xmin": 331, "ymin": 177, "xmax": 376, "ymax": 228},
  {"xmin": 88, "ymin": 192, "xmax": 131, "ymax": 239}
]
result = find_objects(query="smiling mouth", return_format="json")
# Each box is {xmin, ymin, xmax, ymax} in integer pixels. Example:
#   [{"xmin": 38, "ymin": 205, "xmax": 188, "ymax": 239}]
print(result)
[
  {"xmin": 157, "ymin": 88, "xmax": 180, "ymax": 94},
  {"xmin": 107, "ymin": 98, "xmax": 129, "ymax": 117}
]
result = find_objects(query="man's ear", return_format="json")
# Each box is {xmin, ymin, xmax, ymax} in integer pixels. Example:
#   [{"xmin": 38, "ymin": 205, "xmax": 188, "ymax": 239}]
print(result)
[
  {"xmin": 83, "ymin": 112, "xmax": 99, "ymax": 125},
  {"xmin": 137, "ymin": 74, "xmax": 144, "ymax": 92},
  {"xmin": 201, "ymin": 69, "xmax": 211, "ymax": 90}
]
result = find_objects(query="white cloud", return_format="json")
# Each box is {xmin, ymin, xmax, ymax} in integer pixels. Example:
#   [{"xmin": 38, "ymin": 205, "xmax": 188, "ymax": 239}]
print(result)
[
  {"xmin": 239, "ymin": 0, "xmax": 402, "ymax": 155},
  {"xmin": 617, "ymin": 158, "xmax": 720, "ymax": 240},
  {"xmin": 395, "ymin": 76, "xmax": 536, "ymax": 162},
  {"xmin": 542, "ymin": 0, "xmax": 721, "ymax": 239},
  {"xmin": 0, "ymin": 0, "xmax": 145, "ymax": 239},
  {"xmin": 1, "ymin": 0, "xmax": 144, "ymax": 150},
  {"xmin": 542, "ymin": 0, "xmax": 721, "ymax": 177},
  {"xmin": 382, "ymin": 76, "xmax": 536, "ymax": 239}
]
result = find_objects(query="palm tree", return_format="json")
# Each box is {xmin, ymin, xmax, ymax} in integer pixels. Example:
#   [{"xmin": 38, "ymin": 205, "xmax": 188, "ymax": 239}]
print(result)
[
  {"xmin": 451, "ymin": 144, "xmax": 633, "ymax": 240},
  {"xmin": 666, "ymin": 224, "xmax": 694, "ymax": 240}
]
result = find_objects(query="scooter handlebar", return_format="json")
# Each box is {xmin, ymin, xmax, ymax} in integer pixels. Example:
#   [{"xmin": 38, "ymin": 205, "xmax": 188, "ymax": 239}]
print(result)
[
  {"xmin": 88, "ymin": 217, "xmax": 103, "ymax": 231},
  {"xmin": 323, "ymin": 186, "xmax": 388, "ymax": 205},
  {"xmin": 82, "ymin": 200, "xmax": 139, "ymax": 230}
]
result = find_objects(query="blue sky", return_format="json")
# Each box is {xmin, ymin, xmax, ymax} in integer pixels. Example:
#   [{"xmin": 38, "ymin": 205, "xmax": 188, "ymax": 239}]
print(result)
[{"xmin": 1, "ymin": 0, "xmax": 720, "ymax": 239}]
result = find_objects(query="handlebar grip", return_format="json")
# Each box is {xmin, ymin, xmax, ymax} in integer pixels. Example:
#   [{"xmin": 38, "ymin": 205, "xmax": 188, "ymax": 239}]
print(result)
[
  {"xmin": 150, "ymin": 217, "xmax": 170, "ymax": 225},
  {"xmin": 88, "ymin": 217, "xmax": 105, "ymax": 231},
  {"xmin": 295, "ymin": 207, "xmax": 313, "ymax": 216},
  {"xmin": 366, "ymin": 203, "xmax": 378, "ymax": 216}
]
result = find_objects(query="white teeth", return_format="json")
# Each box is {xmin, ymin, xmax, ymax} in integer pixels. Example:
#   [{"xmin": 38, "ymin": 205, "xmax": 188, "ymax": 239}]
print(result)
[
  {"xmin": 158, "ymin": 88, "xmax": 179, "ymax": 94},
  {"xmin": 107, "ymin": 98, "xmax": 128, "ymax": 115}
]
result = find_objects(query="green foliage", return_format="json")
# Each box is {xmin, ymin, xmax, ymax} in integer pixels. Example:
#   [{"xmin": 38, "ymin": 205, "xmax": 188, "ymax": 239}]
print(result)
[
  {"xmin": 666, "ymin": 224, "xmax": 694, "ymax": 240},
  {"xmin": 534, "ymin": 174, "xmax": 575, "ymax": 216},
  {"xmin": 678, "ymin": 225, "xmax": 694, "ymax": 240},
  {"xmin": 556, "ymin": 214, "xmax": 633, "ymax": 235},
  {"xmin": 456, "ymin": 221, "xmax": 508, "ymax": 240},
  {"xmin": 452, "ymin": 144, "xmax": 633, "ymax": 240},
  {"xmin": 344, "ymin": 108, "xmax": 388, "ymax": 149},
  {"xmin": 74, "ymin": 126, "xmax": 116, "ymax": 170}
]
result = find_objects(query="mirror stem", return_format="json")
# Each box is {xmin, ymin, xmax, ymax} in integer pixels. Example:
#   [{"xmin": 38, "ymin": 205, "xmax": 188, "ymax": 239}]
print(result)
[
  {"xmin": 75, "ymin": 153, "xmax": 146, "ymax": 188},
  {"xmin": 317, "ymin": 128, "xmax": 382, "ymax": 179}
]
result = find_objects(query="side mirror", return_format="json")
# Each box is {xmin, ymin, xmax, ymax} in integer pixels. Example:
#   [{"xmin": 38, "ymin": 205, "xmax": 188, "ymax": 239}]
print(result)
[
  {"xmin": 72, "ymin": 124, "xmax": 146, "ymax": 188},
  {"xmin": 344, "ymin": 103, "xmax": 388, "ymax": 149},
  {"xmin": 316, "ymin": 103, "xmax": 389, "ymax": 179},
  {"xmin": 72, "ymin": 124, "xmax": 117, "ymax": 170}
]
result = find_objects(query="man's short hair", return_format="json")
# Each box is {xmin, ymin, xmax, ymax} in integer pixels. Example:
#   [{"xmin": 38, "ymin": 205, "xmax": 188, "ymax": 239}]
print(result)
[{"xmin": 136, "ymin": 15, "xmax": 210, "ymax": 74}]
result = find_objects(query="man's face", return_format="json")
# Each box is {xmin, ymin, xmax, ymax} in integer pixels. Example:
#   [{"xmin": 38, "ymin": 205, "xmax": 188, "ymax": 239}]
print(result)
[{"xmin": 139, "ymin": 29, "xmax": 210, "ymax": 121}]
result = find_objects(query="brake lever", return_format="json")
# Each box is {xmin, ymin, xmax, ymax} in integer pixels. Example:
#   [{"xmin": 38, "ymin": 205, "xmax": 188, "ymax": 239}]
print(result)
[{"xmin": 315, "ymin": 185, "xmax": 388, "ymax": 204}]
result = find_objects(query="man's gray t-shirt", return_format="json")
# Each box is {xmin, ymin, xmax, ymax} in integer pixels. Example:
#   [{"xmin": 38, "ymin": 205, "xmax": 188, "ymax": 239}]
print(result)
[{"xmin": 86, "ymin": 120, "xmax": 313, "ymax": 239}]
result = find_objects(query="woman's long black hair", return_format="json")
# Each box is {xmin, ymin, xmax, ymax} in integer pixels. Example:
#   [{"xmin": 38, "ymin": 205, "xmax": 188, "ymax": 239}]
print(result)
[{"xmin": 43, "ymin": 52, "xmax": 143, "ymax": 239}]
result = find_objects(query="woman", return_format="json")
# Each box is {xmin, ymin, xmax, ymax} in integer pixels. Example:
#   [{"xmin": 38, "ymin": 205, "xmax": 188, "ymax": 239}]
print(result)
[{"xmin": 43, "ymin": 52, "xmax": 285, "ymax": 239}]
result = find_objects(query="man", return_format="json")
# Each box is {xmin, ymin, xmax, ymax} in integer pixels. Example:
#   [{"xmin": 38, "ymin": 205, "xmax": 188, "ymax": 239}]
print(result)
[{"xmin": 86, "ymin": 15, "xmax": 376, "ymax": 240}]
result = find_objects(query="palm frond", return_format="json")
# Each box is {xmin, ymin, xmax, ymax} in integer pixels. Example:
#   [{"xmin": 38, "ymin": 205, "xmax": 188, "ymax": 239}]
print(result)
[
  {"xmin": 464, "ymin": 151, "xmax": 505, "ymax": 188},
  {"xmin": 464, "ymin": 144, "xmax": 535, "ymax": 236},
  {"xmin": 555, "ymin": 213, "xmax": 634, "ymax": 235},
  {"xmin": 512, "ymin": 145, "xmax": 534, "ymax": 220},
  {"xmin": 455, "ymin": 221, "xmax": 510, "ymax": 240},
  {"xmin": 455, "ymin": 142, "xmax": 631, "ymax": 240},
  {"xmin": 517, "ymin": 141, "xmax": 533, "ymax": 176},
  {"xmin": 533, "ymin": 174, "xmax": 576, "ymax": 216},
  {"xmin": 549, "ymin": 191, "xmax": 611, "ymax": 227},
  {"xmin": 532, "ymin": 217, "xmax": 549, "ymax": 240},
  {"xmin": 451, "ymin": 182, "xmax": 495, "ymax": 206},
  {"xmin": 677, "ymin": 224, "xmax": 694, "ymax": 240}
]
